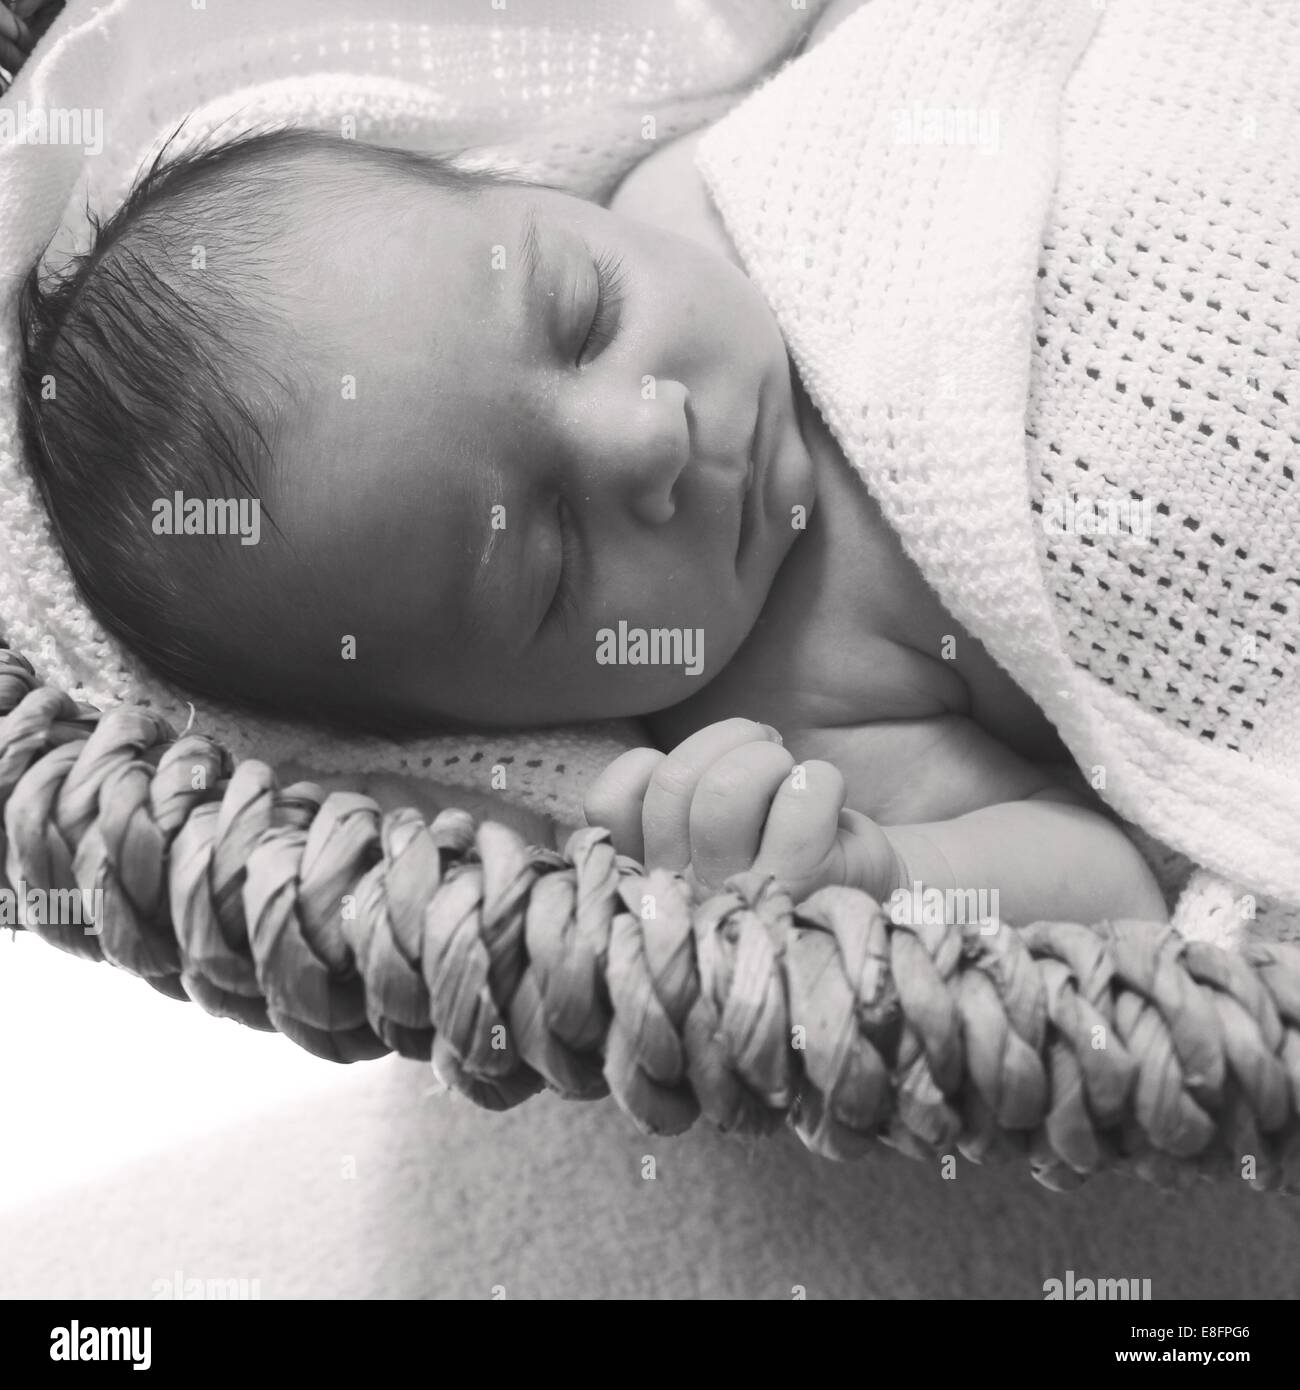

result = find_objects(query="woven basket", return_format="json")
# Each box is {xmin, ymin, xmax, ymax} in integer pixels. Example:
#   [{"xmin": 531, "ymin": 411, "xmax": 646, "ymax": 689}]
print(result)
[{"xmin": 4, "ymin": 638, "xmax": 1299, "ymax": 1196}]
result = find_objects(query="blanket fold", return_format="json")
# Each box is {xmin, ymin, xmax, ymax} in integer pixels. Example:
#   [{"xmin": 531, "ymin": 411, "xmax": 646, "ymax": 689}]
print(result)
[{"xmin": 696, "ymin": 0, "xmax": 1300, "ymax": 942}]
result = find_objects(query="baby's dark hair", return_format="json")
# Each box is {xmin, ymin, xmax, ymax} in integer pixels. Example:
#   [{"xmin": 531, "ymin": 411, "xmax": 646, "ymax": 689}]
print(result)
[{"xmin": 17, "ymin": 124, "xmax": 535, "ymax": 740}]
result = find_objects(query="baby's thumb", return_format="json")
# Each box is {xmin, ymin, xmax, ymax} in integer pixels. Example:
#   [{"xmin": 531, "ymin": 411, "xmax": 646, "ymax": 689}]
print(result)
[{"xmin": 582, "ymin": 746, "xmax": 665, "ymax": 863}]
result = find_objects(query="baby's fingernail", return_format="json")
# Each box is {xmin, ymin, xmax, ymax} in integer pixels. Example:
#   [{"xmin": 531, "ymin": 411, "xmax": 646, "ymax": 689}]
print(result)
[{"xmin": 758, "ymin": 723, "xmax": 783, "ymax": 746}]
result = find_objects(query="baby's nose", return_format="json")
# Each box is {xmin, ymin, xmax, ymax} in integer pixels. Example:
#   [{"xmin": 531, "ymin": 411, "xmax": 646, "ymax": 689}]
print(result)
[{"xmin": 593, "ymin": 386, "xmax": 691, "ymax": 525}]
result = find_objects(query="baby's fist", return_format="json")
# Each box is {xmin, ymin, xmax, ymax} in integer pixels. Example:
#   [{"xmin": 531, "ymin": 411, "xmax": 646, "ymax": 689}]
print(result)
[{"xmin": 583, "ymin": 717, "xmax": 893, "ymax": 902}]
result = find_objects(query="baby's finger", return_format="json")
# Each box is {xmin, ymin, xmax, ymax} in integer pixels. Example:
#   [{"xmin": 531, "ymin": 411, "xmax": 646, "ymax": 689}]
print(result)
[
  {"xmin": 753, "ymin": 759, "xmax": 849, "ymax": 897},
  {"xmin": 0, "ymin": 37, "xmax": 23, "ymax": 74},
  {"xmin": 641, "ymin": 717, "xmax": 780, "ymax": 873},
  {"xmin": 688, "ymin": 740, "xmax": 795, "ymax": 891},
  {"xmin": 18, "ymin": 0, "xmax": 63, "ymax": 45},
  {"xmin": 0, "ymin": 7, "xmax": 30, "ymax": 49},
  {"xmin": 582, "ymin": 745, "xmax": 664, "ymax": 862}
]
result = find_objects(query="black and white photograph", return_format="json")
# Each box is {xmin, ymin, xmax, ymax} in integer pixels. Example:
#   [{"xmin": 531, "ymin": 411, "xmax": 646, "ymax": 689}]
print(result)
[{"xmin": 0, "ymin": 0, "xmax": 1296, "ymax": 1333}]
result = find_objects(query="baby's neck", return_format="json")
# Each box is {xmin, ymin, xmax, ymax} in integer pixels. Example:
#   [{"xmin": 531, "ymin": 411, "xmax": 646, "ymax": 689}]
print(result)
[{"xmin": 784, "ymin": 371, "xmax": 923, "ymax": 652}]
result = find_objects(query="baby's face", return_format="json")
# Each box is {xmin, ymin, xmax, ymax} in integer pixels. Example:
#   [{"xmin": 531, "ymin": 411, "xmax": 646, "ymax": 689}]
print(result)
[{"xmin": 267, "ymin": 174, "xmax": 817, "ymax": 726}]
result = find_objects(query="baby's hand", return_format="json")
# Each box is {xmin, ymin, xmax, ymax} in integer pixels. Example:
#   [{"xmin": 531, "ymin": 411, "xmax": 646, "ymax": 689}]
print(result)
[
  {"xmin": 0, "ymin": 2, "xmax": 61, "ymax": 86},
  {"xmin": 0, "ymin": 3, "xmax": 34, "ymax": 82},
  {"xmin": 583, "ymin": 717, "xmax": 896, "ymax": 903}
]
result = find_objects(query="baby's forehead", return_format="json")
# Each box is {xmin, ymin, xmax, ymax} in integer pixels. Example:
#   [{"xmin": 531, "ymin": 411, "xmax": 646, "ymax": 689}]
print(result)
[
  {"xmin": 271, "ymin": 167, "xmax": 595, "ymax": 483},
  {"xmin": 212, "ymin": 144, "xmax": 487, "ymax": 258},
  {"xmin": 278, "ymin": 159, "xmax": 600, "ymax": 303}
]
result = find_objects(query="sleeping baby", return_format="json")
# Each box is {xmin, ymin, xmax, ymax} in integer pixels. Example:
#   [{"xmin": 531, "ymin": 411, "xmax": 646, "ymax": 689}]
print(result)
[{"xmin": 15, "ymin": 6, "xmax": 1169, "ymax": 929}]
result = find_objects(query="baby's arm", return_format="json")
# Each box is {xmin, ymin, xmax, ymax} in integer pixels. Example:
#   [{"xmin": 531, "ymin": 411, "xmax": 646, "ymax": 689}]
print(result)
[
  {"xmin": 877, "ymin": 788, "xmax": 1169, "ymax": 926},
  {"xmin": 789, "ymin": 714, "xmax": 1169, "ymax": 923}
]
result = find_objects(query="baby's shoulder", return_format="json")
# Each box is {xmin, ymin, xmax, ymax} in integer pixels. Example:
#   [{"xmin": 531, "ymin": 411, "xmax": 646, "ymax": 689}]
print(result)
[{"xmin": 607, "ymin": 0, "xmax": 871, "ymax": 238}]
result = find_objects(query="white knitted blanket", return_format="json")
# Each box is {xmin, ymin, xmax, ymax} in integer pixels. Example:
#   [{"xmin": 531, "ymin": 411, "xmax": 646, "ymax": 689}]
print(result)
[
  {"xmin": 0, "ymin": 0, "xmax": 816, "ymax": 832},
  {"xmin": 696, "ymin": 0, "xmax": 1300, "ymax": 945}
]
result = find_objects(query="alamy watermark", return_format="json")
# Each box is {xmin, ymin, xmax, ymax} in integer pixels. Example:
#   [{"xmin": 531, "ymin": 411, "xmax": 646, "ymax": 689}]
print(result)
[
  {"xmin": 888, "ymin": 881, "xmax": 1000, "ymax": 934},
  {"xmin": 891, "ymin": 104, "xmax": 1000, "ymax": 154},
  {"xmin": 595, "ymin": 620, "xmax": 703, "ymax": 676},
  {"xmin": 0, "ymin": 879, "xmax": 102, "ymax": 931},
  {"xmin": 1044, "ymin": 1269, "xmax": 1151, "ymax": 1300},
  {"xmin": 152, "ymin": 490, "xmax": 261, "ymax": 545},
  {"xmin": 151, "ymin": 1268, "xmax": 262, "ymax": 1299},
  {"xmin": 50, "ymin": 1323, "xmax": 150, "ymax": 1370},
  {"xmin": 1040, "ymin": 494, "xmax": 1153, "ymax": 543},
  {"xmin": 0, "ymin": 101, "xmax": 103, "ymax": 156}
]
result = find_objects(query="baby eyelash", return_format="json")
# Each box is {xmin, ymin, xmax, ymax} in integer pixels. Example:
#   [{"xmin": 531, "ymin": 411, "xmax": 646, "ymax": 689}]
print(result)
[{"xmin": 582, "ymin": 248, "xmax": 627, "ymax": 360}]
